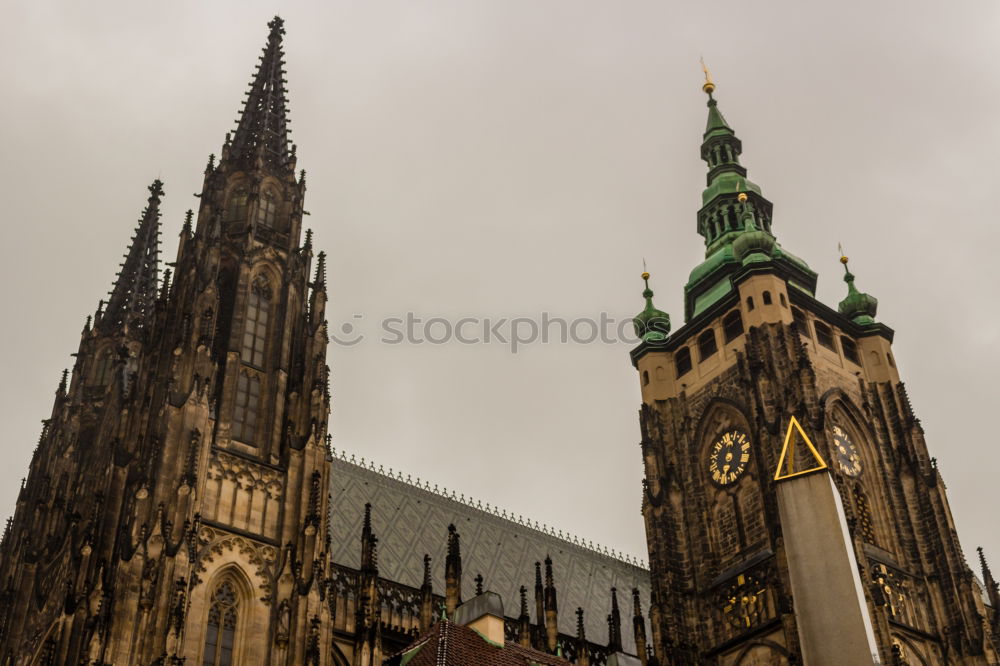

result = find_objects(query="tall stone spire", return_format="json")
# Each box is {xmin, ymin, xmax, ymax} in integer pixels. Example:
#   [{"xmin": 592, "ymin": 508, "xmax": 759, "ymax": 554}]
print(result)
[
  {"xmin": 543, "ymin": 555, "xmax": 559, "ymax": 653},
  {"xmin": 607, "ymin": 587, "xmax": 623, "ymax": 653},
  {"xmin": 978, "ymin": 547, "xmax": 1000, "ymax": 621},
  {"xmin": 226, "ymin": 16, "xmax": 293, "ymax": 172},
  {"xmin": 99, "ymin": 179, "xmax": 162, "ymax": 335},
  {"xmin": 445, "ymin": 524, "xmax": 463, "ymax": 615}
]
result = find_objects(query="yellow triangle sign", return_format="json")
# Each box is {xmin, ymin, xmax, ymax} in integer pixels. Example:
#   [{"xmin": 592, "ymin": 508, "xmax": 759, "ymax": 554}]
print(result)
[{"xmin": 774, "ymin": 415, "xmax": 828, "ymax": 481}]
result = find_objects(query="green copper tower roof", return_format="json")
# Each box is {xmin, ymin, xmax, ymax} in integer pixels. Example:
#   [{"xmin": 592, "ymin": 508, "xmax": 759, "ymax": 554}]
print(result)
[
  {"xmin": 837, "ymin": 254, "xmax": 878, "ymax": 325},
  {"xmin": 681, "ymin": 70, "xmax": 816, "ymax": 321},
  {"xmin": 633, "ymin": 272, "xmax": 671, "ymax": 342}
]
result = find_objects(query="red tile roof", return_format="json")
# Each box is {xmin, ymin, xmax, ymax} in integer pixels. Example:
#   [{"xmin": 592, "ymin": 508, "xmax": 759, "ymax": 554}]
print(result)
[{"xmin": 385, "ymin": 619, "xmax": 571, "ymax": 666}]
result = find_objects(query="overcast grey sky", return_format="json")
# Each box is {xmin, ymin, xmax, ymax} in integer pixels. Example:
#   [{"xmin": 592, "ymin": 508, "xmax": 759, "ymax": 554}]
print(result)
[{"xmin": 1, "ymin": 1, "xmax": 998, "ymax": 570}]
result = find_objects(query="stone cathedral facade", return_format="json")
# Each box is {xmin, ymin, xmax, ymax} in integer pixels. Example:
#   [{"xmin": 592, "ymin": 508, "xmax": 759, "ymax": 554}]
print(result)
[
  {"xmin": 630, "ymin": 73, "xmax": 1000, "ymax": 665},
  {"xmin": 0, "ymin": 16, "xmax": 996, "ymax": 666}
]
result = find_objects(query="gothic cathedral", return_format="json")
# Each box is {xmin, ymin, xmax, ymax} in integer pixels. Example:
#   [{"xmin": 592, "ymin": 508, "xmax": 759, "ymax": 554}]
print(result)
[
  {"xmin": 631, "ymin": 72, "xmax": 1000, "ymax": 665},
  {"xmin": 0, "ymin": 16, "xmax": 997, "ymax": 666},
  {"xmin": 0, "ymin": 17, "xmax": 334, "ymax": 665}
]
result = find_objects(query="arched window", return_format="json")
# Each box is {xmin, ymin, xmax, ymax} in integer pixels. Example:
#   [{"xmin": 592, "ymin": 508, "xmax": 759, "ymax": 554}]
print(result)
[
  {"xmin": 258, "ymin": 190, "xmax": 278, "ymax": 228},
  {"xmin": 92, "ymin": 350, "xmax": 114, "ymax": 386},
  {"xmin": 233, "ymin": 373, "xmax": 261, "ymax": 445},
  {"xmin": 722, "ymin": 310, "xmax": 744, "ymax": 343},
  {"xmin": 698, "ymin": 329, "xmax": 718, "ymax": 362},
  {"xmin": 779, "ymin": 293, "xmax": 788, "ymax": 308},
  {"xmin": 746, "ymin": 296, "xmax": 755, "ymax": 311},
  {"xmin": 675, "ymin": 347, "xmax": 692, "ymax": 378},
  {"xmin": 203, "ymin": 580, "xmax": 239, "ymax": 666},
  {"xmin": 762, "ymin": 291, "xmax": 773, "ymax": 306},
  {"xmin": 642, "ymin": 370, "xmax": 650, "ymax": 386},
  {"xmin": 225, "ymin": 187, "xmax": 249, "ymax": 223},
  {"xmin": 242, "ymin": 277, "xmax": 272, "ymax": 367}
]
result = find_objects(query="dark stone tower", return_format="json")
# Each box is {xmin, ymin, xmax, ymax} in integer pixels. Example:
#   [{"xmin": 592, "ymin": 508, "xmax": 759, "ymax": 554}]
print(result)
[
  {"xmin": 631, "ymin": 72, "xmax": 999, "ymax": 665},
  {"xmin": 0, "ymin": 17, "xmax": 334, "ymax": 665}
]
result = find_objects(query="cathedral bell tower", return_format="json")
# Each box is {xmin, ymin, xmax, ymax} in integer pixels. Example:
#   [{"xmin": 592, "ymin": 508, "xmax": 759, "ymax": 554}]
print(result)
[
  {"xmin": 630, "ymin": 71, "xmax": 999, "ymax": 666},
  {"xmin": 0, "ymin": 17, "xmax": 335, "ymax": 665}
]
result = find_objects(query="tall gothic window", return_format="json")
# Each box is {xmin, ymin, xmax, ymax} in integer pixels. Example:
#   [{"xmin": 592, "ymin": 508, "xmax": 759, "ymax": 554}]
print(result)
[
  {"xmin": 93, "ymin": 350, "xmax": 114, "ymax": 386},
  {"xmin": 233, "ymin": 373, "xmax": 261, "ymax": 445},
  {"xmin": 258, "ymin": 191, "xmax": 277, "ymax": 228},
  {"xmin": 225, "ymin": 187, "xmax": 249, "ymax": 222},
  {"xmin": 203, "ymin": 580, "xmax": 238, "ymax": 666},
  {"xmin": 242, "ymin": 278, "xmax": 271, "ymax": 367}
]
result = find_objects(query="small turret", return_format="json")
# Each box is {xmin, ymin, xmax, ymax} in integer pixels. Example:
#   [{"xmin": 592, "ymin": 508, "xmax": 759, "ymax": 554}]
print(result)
[
  {"xmin": 445, "ymin": 524, "xmax": 462, "ymax": 616},
  {"xmin": 607, "ymin": 587, "xmax": 623, "ymax": 653},
  {"xmin": 543, "ymin": 555, "xmax": 559, "ymax": 653},
  {"xmin": 420, "ymin": 554, "xmax": 434, "ymax": 632},
  {"xmin": 979, "ymin": 547, "xmax": 1000, "ymax": 626},
  {"xmin": 731, "ymin": 192, "xmax": 775, "ymax": 265},
  {"xmin": 517, "ymin": 585, "xmax": 532, "ymax": 648},
  {"xmin": 534, "ymin": 560, "xmax": 545, "ymax": 646},
  {"xmin": 837, "ymin": 252, "xmax": 878, "ymax": 325},
  {"xmin": 575, "ymin": 607, "xmax": 590, "ymax": 666},
  {"xmin": 632, "ymin": 588, "xmax": 648, "ymax": 666},
  {"xmin": 632, "ymin": 272, "xmax": 671, "ymax": 342}
]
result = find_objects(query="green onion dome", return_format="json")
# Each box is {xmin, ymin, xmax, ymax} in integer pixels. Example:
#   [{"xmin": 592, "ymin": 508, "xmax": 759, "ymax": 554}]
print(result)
[{"xmin": 633, "ymin": 272, "xmax": 671, "ymax": 342}]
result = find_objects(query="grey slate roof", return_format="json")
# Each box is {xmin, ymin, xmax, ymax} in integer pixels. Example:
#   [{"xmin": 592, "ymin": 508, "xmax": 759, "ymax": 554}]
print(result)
[{"xmin": 327, "ymin": 454, "xmax": 651, "ymax": 654}]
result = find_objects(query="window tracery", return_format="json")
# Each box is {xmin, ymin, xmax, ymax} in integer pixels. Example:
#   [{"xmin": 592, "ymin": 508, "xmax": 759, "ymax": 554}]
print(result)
[{"xmin": 203, "ymin": 579, "xmax": 239, "ymax": 666}]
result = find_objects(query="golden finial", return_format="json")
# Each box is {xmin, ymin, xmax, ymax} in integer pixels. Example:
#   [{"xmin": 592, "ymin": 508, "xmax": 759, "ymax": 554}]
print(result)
[
  {"xmin": 641, "ymin": 257, "xmax": 650, "ymax": 282},
  {"xmin": 700, "ymin": 57, "xmax": 715, "ymax": 95},
  {"xmin": 838, "ymin": 242, "xmax": 848, "ymax": 264},
  {"xmin": 737, "ymin": 192, "xmax": 748, "ymax": 203}
]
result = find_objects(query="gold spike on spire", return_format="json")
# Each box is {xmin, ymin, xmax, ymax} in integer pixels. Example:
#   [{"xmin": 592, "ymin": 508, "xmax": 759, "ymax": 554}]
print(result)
[
  {"xmin": 700, "ymin": 57, "xmax": 715, "ymax": 95},
  {"xmin": 838, "ymin": 242, "xmax": 849, "ymax": 265}
]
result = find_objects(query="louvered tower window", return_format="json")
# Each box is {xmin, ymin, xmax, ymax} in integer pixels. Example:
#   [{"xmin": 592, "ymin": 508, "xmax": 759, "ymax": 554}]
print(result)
[
  {"xmin": 242, "ymin": 278, "xmax": 271, "ymax": 367},
  {"xmin": 232, "ymin": 373, "xmax": 261, "ymax": 445},
  {"xmin": 203, "ymin": 580, "xmax": 238, "ymax": 666},
  {"xmin": 854, "ymin": 484, "xmax": 876, "ymax": 544}
]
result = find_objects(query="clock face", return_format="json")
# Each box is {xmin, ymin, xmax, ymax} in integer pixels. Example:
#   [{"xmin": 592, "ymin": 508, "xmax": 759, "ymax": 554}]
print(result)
[
  {"xmin": 833, "ymin": 424, "xmax": 862, "ymax": 477},
  {"xmin": 709, "ymin": 429, "xmax": 751, "ymax": 486}
]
